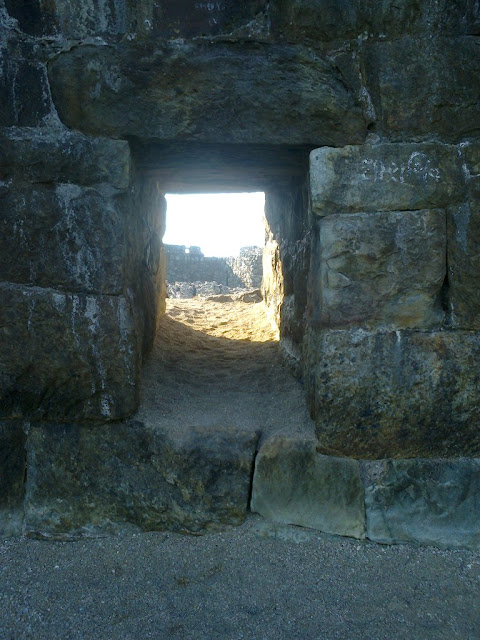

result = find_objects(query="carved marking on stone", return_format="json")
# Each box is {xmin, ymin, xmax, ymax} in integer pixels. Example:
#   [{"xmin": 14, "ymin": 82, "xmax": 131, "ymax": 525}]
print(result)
[
  {"xmin": 361, "ymin": 152, "xmax": 441, "ymax": 184},
  {"xmin": 194, "ymin": 2, "xmax": 226, "ymax": 11}
]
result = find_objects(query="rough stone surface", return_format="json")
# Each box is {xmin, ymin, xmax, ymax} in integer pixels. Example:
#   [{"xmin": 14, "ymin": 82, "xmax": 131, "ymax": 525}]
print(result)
[
  {"xmin": 447, "ymin": 178, "xmax": 480, "ymax": 329},
  {"xmin": 1, "ymin": 0, "xmax": 480, "ymax": 546},
  {"xmin": 304, "ymin": 328, "xmax": 480, "ymax": 459},
  {"xmin": 48, "ymin": 42, "xmax": 366, "ymax": 146},
  {"xmin": 123, "ymin": 174, "xmax": 167, "ymax": 358},
  {"xmin": 251, "ymin": 435, "xmax": 365, "ymax": 539},
  {"xmin": 310, "ymin": 209, "xmax": 446, "ymax": 330},
  {"xmin": 0, "ymin": 184, "xmax": 126, "ymax": 294},
  {"xmin": 6, "ymin": 0, "xmax": 480, "ymax": 41},
  {"xmin": 0, "ymin": 284, "xmax": 139, "ymax": 422},
  {"xmin": 269, "ymin": 0, "xmax": 480, "ymax": 41},
  {"xmin": 362, "ymin": 458, "xmax": 480, "ymax": 551},
  {"xmin": 310, "ymin": 143, "xmax": 464, "ymax": 216},
  {"xmin": 0, "ymin": 421, "xmax": 25, "ymax": 537},
  {"xmin": 0, "ymin": 129, "xmax": 130, "ymax": 188},
  {"xmin": 263, "ymin": 183, "xmax": 310, "ymax": 347},
  {"xmin": 0, "ymin": 35, "xmax": 55, "ymax": 128},
  {"xmin": 364, "ymin": 37, "xmax": 480, "ymax": 142},
  {"xmin": 25, "ymin": 422, "xmax": 259, "ymax": 539}
]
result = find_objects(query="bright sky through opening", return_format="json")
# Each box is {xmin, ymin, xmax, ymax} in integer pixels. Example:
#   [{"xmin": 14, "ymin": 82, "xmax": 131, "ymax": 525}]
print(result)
[{"xmin": 164, "ymin": 192, "xmax": 266, "ymax": 258}]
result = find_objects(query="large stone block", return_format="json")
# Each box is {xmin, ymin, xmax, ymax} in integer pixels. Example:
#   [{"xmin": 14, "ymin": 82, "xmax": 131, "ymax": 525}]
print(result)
[
  {"xmin": 0, "ymin": 421, "xmax": 25, "ymax": 537},
  {"xmin": 0, "ymin": 284, "xmax": 139, "ymax": 422},
  {"xmin": 362, "ymin": 458, "xmax": 480, "ymax": 551},
  {"xmin": 363, "ymin": 36, "xmax": 480, "ymax": 142},
  {"xmin": 447, "ymin": 178, "xmax": 480, "ymax": 329},
  {"xmin": 304, "ymin": 327, "xmax": 480, "ymax": 458},
  {"xmin": 251, "ymin": 435, "xmax": 365, "ymax": 539},
  {"xmin": 0, "ymin": 184, "xmax": 126, "ymax": 294},
  {"xmin": 25, "ymin": 422, "xmax": 259, "ymax": 539},
  {"xmin": 311, "ymin": 209, "xmax": 446, "ymax": 330},
  {"xmin": 48, "ymin": 42, "xmax": 366, "ymax": 146},
  {"xmin": 0, "ymin": 36, "xmax": 54, "ymax": 127},
  {"xmin": 0, "ymin": 129, "xmax": 130, "ymax": 188},
  {"xmin": 310, "ymin": 143, "xmax": 464, "ymax": 216},
  {"xmin": 269, "ymin": 1, "xmax": 480, "ymax": 42}
]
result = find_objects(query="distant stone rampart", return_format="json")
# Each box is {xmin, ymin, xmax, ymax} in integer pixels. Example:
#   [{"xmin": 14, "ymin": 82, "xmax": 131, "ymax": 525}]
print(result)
[{"xmin": 165, "ymin": 244, "xmax": 262, "ymax": 288}]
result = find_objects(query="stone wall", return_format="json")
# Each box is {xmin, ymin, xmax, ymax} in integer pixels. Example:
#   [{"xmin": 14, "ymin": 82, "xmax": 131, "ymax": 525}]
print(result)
[
  {"xmin": 166, "ymin": 244, "xmax": 262, "ymax": 289},
  {"xmin": 0, "ymin": 0, "xmax": 479, "ymax": 546},
  {"xmin": 305, "ymin": 142, "xmax": 480, "ymax": 459}
]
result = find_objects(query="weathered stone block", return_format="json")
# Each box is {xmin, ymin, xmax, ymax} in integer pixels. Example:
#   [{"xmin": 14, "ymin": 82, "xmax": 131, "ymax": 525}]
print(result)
[
  {"xmin": 269, "ymin": 1, "xmax": 480, "ymax": 42},
  {"xmin": 447, "ymin": 179, "xmax": 480, "ymax": 329},
  {"xmin": 311, "ymin": 209, "xmax": 446, "ymax": 330},
  {"xmin": 0, "ymin": 37, "xmax": 53, "ymax": 127},
  {"xmin": 304, "ymin": 327, "xmax": 480, "ymax": 459},
  {"xmin": 269, "ymin": 0, "xmax": 360, "ymax": 42},
  {"xmin": 0, "ymin": 421, "xmax": 25, "ymax": 537},
  {"xmin": 0, "ymin": 129, "xmax": 130, "ymax": 188},
  {"xmin": 48, "ymin": 42, "xmax": 366, "ymax": 146},
  {"xmin": 363, "ymin": 36, "xmax": 480, "ymax": 142},
  {"xmin": 49, "ymin": 0, "xmax": 128, "ymax": 38},
  {"xmin": 310, "ymin": 143, "xmax": 464, "ymax": 216},
  {"xmin": 0, "ymin": 184, "xmax": 126, "ymax": 294},
  {"xmin": 251, "ymin": 435, "xmax": 365, "ymax": 539},
  {"xmin": 0, "ymin": 284, "xmax": 139, "ymax": 422},
  {"xmin": 463, "ymin": 142, "xmax": 480, "ymax": 176},
  {"xmin": 25, "ymin": 422, "xmax": 259, "ymax": 539},
  {"xmin": 362, "ymin": 458, "xmax": 480, "ymax": 551}
]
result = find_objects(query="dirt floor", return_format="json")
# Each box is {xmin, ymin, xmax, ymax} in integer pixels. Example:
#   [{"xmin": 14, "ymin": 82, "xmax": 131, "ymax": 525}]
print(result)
[{"xmin": 139, "ymin": 298, "xmax": 315, "ymax": 442}]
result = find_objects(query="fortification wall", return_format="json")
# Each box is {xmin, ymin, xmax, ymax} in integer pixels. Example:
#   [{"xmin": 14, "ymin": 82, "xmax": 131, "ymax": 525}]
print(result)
[
  {"xmin": 0, "ymin": 0, "xmax": 479, "ymax": 547},
  {"xmin": 165, "ymin": 245, "xmax": 262, "ymax": 289}
]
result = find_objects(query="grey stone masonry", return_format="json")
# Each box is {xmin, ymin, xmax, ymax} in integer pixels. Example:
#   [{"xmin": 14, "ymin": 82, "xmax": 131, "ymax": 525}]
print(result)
[{"xmin": 165, "ymin": 245, "xmax": 262, "ymax": 289}]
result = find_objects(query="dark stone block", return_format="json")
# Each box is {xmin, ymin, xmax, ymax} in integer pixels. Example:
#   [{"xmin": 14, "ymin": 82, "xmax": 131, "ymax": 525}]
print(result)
[
  {"xmin": 0, "ymin": 129, "xmax": 130, "ymax": 188},
  {"xmin": 363, "ymin": 458, "xmax": 480, "ymax": 551},
  {"xmin": 0, "ymin": 421, "xmax": 25, "ymax": 537},
  {"xmin": 251, "ymin": 435, "xmax": 365, "ymax": 539},
  {"xmin": 0, "ymin": 184, "xmax": 127, "ymax": 294},
  {"xmin": 304, "ymin": 327, "xmax": 480, "ymax": 459},
  {"xmin": 0, "ymin": 284, "xmax": 140, "ymax": 422},
  {"xmin": 4, "ymin": 0, "xmax": 57, "ymax": 36},
  {"xmin": 447, "ymin": 178, "xmax": 480, "ymax": 329},
  {"xmin": 363, "ymin": 37, "xmax": 480, "ymax": 142},
  {"xmin": 25, "ymin": 422, "xmax": 259, "ymax": 539},
  {"xmin": 0, "ymin": 38, "xmax": 53, "ymax": 127}
]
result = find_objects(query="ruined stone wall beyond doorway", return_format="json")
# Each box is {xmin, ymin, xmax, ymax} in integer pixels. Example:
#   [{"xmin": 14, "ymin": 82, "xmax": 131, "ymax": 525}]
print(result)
[{"xmin": 0, "ymin": 1, "xmax": 479, "ymax": 548}]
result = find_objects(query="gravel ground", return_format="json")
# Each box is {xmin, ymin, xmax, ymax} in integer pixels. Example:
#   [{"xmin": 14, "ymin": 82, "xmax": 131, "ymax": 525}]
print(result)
[{"xmin": 1, "ymin": 516, "xmax": 479, "ymax": 640}]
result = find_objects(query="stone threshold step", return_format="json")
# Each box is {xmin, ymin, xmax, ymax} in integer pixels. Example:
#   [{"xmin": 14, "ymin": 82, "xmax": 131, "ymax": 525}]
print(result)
[{"xmin": 1, "ymin": 423, "xmax": 478, "ymax": 551}]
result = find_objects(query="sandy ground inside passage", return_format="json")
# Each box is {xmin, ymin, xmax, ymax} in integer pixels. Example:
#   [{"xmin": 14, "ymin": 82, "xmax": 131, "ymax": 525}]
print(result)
[{"xmin": 138, "ymin": 298, "xmax": 315, "ymax": 441}]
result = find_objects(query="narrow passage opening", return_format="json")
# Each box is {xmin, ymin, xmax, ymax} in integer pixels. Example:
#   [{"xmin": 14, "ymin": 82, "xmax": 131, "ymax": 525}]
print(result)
[{"xmin": 138, "ymin": 191, "xmax": 313, "ymax": 439}]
